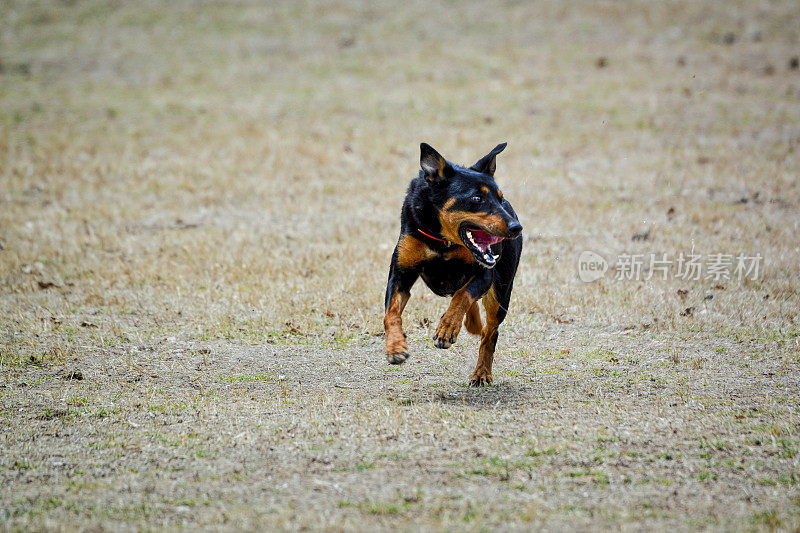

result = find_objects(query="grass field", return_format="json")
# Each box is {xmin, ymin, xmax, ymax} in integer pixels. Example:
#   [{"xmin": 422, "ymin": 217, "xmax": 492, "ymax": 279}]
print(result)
[{"xmin": 2, "ymin": 0, "xmax": 799, "ymax": 530}]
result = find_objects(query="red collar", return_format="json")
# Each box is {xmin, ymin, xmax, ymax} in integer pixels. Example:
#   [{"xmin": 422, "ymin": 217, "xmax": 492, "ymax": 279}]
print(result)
[{"xmin": 417, "ymin": 228, "xmax": 452, "ymax": 247}]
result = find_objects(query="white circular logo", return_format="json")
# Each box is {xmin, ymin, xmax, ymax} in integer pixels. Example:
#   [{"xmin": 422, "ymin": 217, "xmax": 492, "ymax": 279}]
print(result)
[{"xmin": 578, "ymin": 251, "xmax": 608, "ymax": 283}]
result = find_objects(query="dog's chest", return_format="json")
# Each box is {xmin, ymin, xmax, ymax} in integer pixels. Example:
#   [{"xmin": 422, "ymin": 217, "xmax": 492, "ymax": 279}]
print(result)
[{"xmin": 418, "ymin": 257, "xmax": 478, "ymax": 297}]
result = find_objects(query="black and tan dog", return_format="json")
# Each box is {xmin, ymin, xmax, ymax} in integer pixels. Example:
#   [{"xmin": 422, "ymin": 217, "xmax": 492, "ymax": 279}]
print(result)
[{"xmin": 383, "ymin": 143, "xmax": 523, "ymax": 386}]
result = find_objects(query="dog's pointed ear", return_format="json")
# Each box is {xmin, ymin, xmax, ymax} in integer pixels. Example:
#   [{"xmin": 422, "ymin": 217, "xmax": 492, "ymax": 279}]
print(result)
[
  {"xmin": 420, "ymin": 143, "xmax": 451, "ymax": 182},
  {"xmin": 470, "ymin": 142, "xmax": 507, "ymax": 177}
]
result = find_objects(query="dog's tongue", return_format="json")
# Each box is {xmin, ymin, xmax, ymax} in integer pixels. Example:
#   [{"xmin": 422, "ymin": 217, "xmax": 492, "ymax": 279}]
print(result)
[{"xmin": 471, "ymin": 229, "xmax": 503, "ymax": 250}]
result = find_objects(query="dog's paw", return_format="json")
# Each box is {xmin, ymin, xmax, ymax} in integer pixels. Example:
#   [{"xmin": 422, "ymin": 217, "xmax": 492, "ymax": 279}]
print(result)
[
  {"xmin": 469, "ymin": 373, "xmax": 493, "ymax": 387},
  {"xmin": 386, "ymin": 351, "xmax": 410, "ymax": 365},
  {"xmin": 433, "ymin": 319, "xmax": 460, "ymax": 349},
  {"xmin": 433, "ymin": 335, "xmax": 453, "ymax": 349}
]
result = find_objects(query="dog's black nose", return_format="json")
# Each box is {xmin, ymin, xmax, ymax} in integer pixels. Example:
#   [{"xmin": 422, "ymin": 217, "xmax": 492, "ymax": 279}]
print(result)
[{"xmin": 507, "ymin": 222, "xmax": 523, "ymax": 238}]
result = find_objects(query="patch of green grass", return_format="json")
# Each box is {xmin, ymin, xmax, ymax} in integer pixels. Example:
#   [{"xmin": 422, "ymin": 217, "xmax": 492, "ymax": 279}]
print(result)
[
  {"xmin": 66, "ymin": 478, "xmax": 101, "ymax": 492},
  {"xmin": 338, "ymin": 495, "xmax": 420, "ymax": 516},
  {"xmin": 377, "ymin": 452, "xmax": 409, "ymax": 460},
  {"xmin": 634, "ymin": 476, "xmax": 674, "ymax": 486},
  {"xmin": 198, "ymin": 324, "xmax": 371, "ymax": 348},
  {"xmin": 465, "ymin": 467, "xmax": 493, "ymax": 476},
  {"xmin": 103, "ymin": 502, "xmax": 159, "ymax": 521},
  {"xmin": 777, "ymin": 439, "xmax": 797, "ymax": 458},
  {"xmin": 147, "ymin": 400, "xmax": 202, "ymax": 414},
  {"xmin": 461, "ymin": 502, "xmax": 478, "ymax": 522},
  {"xmin": 749, "ymin": 510, "xmax": 784, "ymax": 529},
  {"xmin": 456, "ymin": 456, "xmax": 523, "ymax": 480},
  {"xmin": 165, "ymin": 497, "xmax": 208, "ymax": 508},
  {"xmin": 502, "ymin": 369, "xmax": 535, "ymax": 377},
  {"xmin": 758, "ymin": 472, "xmax": 799, "ymax": 486},
  {"xmin": 36, "ymin": 408, "xmax": 74, "ymax": 421},
  {"xmin": 566, "ymin": 469, "xmax": 609, "ymax": 485},
  {"xmin": 693, "ymin": 469, "xmax": 718, "ymax": 482},
  {"xmin": 556, "ymin": 503, "xmax": 592, "ymax": 515},
  {"xmin": 333, "ymin": 462, "xmax": 378, "ymax": 472},
  {"xmin": 217, "ymin": 372, "xmax": 277, "ymax": 383},
  {"xmin": 43, "ymin": 497, "xmax": 64, "ymax": 511},
  {"xmin": 726, "ymin": 326, "xmax": 800, "ymax": 345},
  {"xmin": 67, "ymin": 394, "xmax": 96, "ymax": 406},
  {"xmin": 527, "ymin": 446, "xmax": 558, "ymax": 457}
]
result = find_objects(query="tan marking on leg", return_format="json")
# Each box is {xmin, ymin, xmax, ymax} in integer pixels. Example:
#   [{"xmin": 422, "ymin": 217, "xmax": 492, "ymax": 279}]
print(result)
[
  {"xmin": 384, "ymin": 290, "xmax": 411, "ymax": 364},
  {"xmin": 433, "ymin": 281, "xmax": 476, "ymax": 349},
  {"xmin": 463, "ymin": 301, "xmax": 483, "ymax": 336},
  {"xmin": 397, "ymin": 234, "xmax": 436, "ymax": 269},
  {"xmin": 470, "ymin": 287, "xmax": 500, "ymax": 386}
]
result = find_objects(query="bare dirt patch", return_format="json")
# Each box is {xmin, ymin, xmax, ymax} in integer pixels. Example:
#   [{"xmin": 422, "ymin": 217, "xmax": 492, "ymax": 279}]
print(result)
[{"xmin": 2, "ymin": 328, "xmax": 798, "ymax": 530}]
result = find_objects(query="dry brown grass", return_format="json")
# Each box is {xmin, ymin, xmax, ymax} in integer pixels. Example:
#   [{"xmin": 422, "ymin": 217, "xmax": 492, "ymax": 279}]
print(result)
[{"xmin": 1, "ymin": 0, "xmax": 799, "ymax": 530}]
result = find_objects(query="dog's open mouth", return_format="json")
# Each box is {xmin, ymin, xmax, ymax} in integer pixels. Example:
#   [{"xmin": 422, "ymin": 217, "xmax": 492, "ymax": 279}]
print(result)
[{"xmin": 459, "ymin": 224, "xmax": 504, "ymax": 267}]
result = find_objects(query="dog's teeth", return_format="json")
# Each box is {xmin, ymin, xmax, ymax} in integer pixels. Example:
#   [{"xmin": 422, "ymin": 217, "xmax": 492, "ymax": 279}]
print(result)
[{"xmin": 466, "ymin": 230, "xmax": 472, "ymax": 239}]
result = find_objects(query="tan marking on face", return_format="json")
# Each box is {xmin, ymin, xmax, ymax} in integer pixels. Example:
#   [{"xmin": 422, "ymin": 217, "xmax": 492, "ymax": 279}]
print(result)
[
  {"xmin": 437, "ymin": 210, "xmax": 509, "ymax": 244},
  {"xmin": 397, "ymin": 234, "xmax": 437, "ymax": 268},
  {"xmin": 443, "ymin": 198, "xmax": 456, "ymax": 210},
  {"xmin": 444, "ymin": 246, "xmax": 476, "ymax": 263},
  {"xmin": 498, "ymin": 189, "xmax": 503, "ymax": 199},
  {"xmin": 480, "ymin": 186, "xmax": 489, "ymax": 194}
]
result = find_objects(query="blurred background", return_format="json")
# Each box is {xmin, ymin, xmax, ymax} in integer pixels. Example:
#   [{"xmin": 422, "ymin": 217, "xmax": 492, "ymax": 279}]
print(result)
[
  {"xmin": 2, "ymin": 2, "xmax": 800, "ymax": 530},
  {"xmin": 2, "ymin": 0, "xmax": 799, "ymax": 354}
]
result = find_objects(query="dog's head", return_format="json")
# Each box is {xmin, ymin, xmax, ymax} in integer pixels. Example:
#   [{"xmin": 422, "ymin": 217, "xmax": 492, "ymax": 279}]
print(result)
[{"xmin": 419, "ymin": 142, "xmax": 523, "ymax": 268}]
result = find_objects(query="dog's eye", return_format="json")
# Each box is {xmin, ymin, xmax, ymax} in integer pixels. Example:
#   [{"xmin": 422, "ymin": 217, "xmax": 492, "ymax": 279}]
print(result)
[{"xmin": 471, "ymin": 195, "xmax": 483, "ymax": 203}]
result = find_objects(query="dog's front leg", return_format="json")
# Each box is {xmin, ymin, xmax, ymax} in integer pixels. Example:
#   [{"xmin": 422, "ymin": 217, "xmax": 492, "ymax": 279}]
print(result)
[
  {"xmin": 383, "ymin": 249, "xmax": 419, "ymax": 364},
  {"xmin": 433, "ymin": 274, "xmax": 491, "ymax": 349}
]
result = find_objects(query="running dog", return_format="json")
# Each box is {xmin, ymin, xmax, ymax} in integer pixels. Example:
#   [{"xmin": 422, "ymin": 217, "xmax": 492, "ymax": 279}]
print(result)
[{"xmin": 383, "ymin": 142, "xmax": 523, "ymax": 386}]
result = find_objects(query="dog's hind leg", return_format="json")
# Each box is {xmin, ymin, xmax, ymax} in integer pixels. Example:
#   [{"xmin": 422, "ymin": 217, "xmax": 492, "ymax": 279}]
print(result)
[
  {"xmin": 470, "ymin": 239, "xmax": 520, "ymax": 386},
  {"xmin": 470, "ymin": 286, "xmax": 505, "ymax": 387},
  {"xmin": 463, "ymin": 302, "xmax": 483, "ymax": 336}
]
